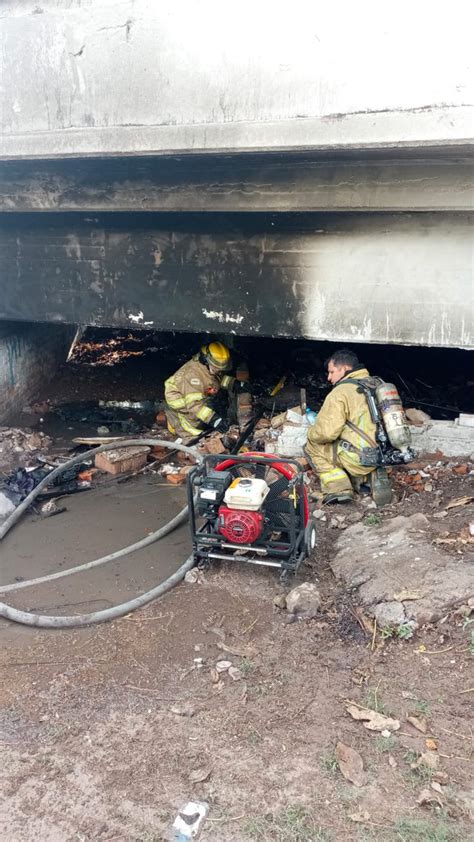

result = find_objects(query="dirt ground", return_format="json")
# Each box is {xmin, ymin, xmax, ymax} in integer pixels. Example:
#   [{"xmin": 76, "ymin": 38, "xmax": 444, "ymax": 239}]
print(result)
[
  {"xmin": 1, "ymin": 471, "xmax": 473, "ymax": 841},
  {"xmin": 1, "ymin": 358, "xmax": 473, "ymax": 841}
]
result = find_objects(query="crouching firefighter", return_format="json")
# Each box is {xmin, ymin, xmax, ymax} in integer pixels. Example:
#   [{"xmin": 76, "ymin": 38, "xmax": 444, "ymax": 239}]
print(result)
[
  {"xmin": 305, "ymin": 349, "xmax": 414, "ymax": 506},
  {"xmin": 164, "ymin": 342, "xmax": 235, "ymax": 442}
]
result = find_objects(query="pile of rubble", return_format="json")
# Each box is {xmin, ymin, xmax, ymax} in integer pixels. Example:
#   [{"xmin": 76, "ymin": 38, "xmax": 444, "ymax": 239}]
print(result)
[{"xmin": 0, "ymin": 427, "xmax": 52, "ymax": 472}]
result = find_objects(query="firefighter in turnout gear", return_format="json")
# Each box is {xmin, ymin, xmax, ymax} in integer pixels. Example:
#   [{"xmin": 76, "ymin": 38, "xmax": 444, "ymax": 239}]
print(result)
[
  {"xmin": 305, "ymin": 349, "xmax": 391, "ymax": 505},
  {"xmin": 164, "ymin": 342, "xmax": 235, "ymax": 442}
]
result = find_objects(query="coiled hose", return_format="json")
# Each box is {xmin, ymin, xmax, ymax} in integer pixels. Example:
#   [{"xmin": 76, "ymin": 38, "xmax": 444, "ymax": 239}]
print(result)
[{"xmin": 0, "ymin": 439, "xmax": 200, "ymax": 628}]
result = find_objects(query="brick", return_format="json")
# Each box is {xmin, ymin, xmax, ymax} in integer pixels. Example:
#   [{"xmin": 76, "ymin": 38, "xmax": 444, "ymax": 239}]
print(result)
[
  {"xmin": 452, "ymin": 464, "xmax": 469, "ymax": 475},
  {"xmin": 155, "ymin": 410, "xmax": 167, "ymax": 426},
  {"xmin": 200, "ymin": 434, "xmax": 226, "ymax": 455},
  {"xmin": 150, "ymin": 445, "xmax": 169, "ymax": 459},
  {"xmin": 166, "ymin": 472, "xmax": 187, "ymax": 485},
  {"xmin": 95, "ymin": 445, "xmax": 150, "ymax": 476}
]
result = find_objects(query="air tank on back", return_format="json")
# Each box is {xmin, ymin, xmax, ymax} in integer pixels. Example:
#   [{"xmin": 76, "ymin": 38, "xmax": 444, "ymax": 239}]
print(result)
[{"xmin": 375, "ymin": 382, "xmax": 412, "ymax": 455}]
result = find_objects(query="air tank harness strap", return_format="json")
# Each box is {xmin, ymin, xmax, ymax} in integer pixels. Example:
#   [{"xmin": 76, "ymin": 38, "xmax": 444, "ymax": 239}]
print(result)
[{"xmin": 343, "ymin": 420, "xmax": 377, "ymax": 450}]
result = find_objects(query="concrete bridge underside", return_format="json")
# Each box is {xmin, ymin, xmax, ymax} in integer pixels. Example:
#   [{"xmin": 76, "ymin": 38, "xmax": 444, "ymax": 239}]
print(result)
[{"xmin": 0, "ymin": 3, "xmax": 472, "ymax": 350}]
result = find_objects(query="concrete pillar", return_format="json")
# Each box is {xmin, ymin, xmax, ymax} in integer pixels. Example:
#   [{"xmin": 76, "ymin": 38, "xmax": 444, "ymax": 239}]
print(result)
[{"xmin": 0, "ymin": 322, "xmax": 73, "ymax": 422}]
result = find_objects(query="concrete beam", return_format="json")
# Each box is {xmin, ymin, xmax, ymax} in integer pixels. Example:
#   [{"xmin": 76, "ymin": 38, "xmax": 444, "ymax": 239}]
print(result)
[
  {"xmin": 1, "ymin": 1, "xmax": 472, "ymax": 160},
  {"xmin": 0, "ymin": 157, "xmax": 472, "ymax": 212},
  {"xmin": 2, "ymin": 108, "xmax": 473, "ymax": 161},
  {"xmin": 0, "ymin": 212, "xmax": 472, "ymax": 349}
]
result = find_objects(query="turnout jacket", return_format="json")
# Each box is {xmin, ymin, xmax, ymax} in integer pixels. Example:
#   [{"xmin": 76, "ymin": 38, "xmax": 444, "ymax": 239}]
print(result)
[
  {"xmin": 307, "ymin": 367, "xmax": 377, "ymax": 457},
  {"xmin": 164, "ymin": 356, "xmax": 234, "ymax": 431}
]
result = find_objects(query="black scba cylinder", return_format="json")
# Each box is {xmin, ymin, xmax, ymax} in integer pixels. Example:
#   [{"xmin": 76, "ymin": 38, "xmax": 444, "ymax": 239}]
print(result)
[{"xmin": 197, "ymin": 470, "xmax": 233, "ymax": 514}]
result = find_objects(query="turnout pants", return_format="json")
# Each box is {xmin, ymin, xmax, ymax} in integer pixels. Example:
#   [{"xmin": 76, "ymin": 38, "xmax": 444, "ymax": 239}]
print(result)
[
  {"xmin": 165, "ymin": 407, "xmax": 203, "ymax": 443},
  {"xmin": 305, "ymin": 440, "xmax": 374, "ymax": 495}
]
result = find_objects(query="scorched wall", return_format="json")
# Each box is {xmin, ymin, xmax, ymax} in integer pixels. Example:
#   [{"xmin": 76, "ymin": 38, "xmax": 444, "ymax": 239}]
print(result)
[{"xmin": 0, "ymin": 212, "xmax": 472, "ymax": 349}]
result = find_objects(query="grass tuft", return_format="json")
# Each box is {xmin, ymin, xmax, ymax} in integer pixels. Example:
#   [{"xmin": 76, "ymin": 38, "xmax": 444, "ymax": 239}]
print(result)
[{"xmin": 244, "ymin": 805, "xmax": 331, "ymax": 841}]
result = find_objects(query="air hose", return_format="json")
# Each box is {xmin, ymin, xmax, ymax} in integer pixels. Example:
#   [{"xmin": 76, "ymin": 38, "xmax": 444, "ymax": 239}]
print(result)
[{"xmin": 0, "ymin": 439, "xmax": 200, "ymax": 628}]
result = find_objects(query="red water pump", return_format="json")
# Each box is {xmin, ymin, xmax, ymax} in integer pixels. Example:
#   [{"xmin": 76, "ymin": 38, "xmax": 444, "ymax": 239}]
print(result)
[{"xmin": 189, "ymin": 452, "xmax": 316, "ymax": 583}]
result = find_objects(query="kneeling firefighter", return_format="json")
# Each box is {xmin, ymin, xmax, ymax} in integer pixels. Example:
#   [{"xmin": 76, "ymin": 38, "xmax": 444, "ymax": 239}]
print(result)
[
  {"xmin": 164, "ymin": 341, "xmax": 236, "ymax": 442},
  {"xmin": 305, "ymin": 349, "xmax": 414, "ymax": 506}
]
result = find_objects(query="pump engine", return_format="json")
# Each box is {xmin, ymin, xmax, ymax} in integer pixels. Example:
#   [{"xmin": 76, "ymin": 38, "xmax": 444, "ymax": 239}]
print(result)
[{"xmin": 198, "ymin": 473, "xmax": 270, "ymax": 544}]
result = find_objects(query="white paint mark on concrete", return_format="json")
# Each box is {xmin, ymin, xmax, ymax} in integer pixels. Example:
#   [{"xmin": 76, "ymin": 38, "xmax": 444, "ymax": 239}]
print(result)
[
  {"xmin": 128, "ymin": 311, "xmax": 154, "ymax": 326},
  {"xmin": 202, "ymin": 308, "xmax": 244, "ymax": 324}
]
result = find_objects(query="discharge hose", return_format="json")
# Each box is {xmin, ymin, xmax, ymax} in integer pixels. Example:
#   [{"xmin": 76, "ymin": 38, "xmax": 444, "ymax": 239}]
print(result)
[{"xmin": 0, "ymin": 438, "xmax": 200, "ymax": 628}]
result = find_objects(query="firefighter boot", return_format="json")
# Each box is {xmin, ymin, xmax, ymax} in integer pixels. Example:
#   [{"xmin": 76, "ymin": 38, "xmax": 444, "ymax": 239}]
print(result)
[{"xmin": 370, "ymin": 467, "xmax": 393, "ymax": 506}]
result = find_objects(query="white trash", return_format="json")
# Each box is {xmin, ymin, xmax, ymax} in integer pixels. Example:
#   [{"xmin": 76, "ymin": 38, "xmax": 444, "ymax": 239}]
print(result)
[
  {"xmin": 275, "ymin": 423, "xmax": 309, "ymax": 457},
  {"xmin": 0, "ymin": 492, "xmax": 15, "ymax": 520},
  {"xmin": 171, "ymin": 801, "xmax": 209, "ymax": 840}
]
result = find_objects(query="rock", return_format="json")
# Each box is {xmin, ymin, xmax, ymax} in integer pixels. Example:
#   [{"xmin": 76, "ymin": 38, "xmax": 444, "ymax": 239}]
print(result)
[
  {"xmin": 40, "ymin": 499, "xmax": 66, "ymax": 519},
  {"xmin": 273, "ymin": 594, "xmax": 287, "ymax": 610},
  {"xmin": 97, "ymin": 425, "xmax": 110, "ymax": 435},
  {"xmin": 417, "ymin": 788, "xmax": 443, "ymax": 809},
  {"xmin": 215, "ymin": 660, "xmax": 232, "ymax": 673},
  {"xmin": 228, "ymin": 666, "xmax": 242, "ymax": 681},
  {"xmin": 347, "ymin": 511, "xmax": 364, "ymax": 524},
  {"xmin": 330, "ymin": 515, "xmax": 347, "ymax": 529},
  {"xmin": 188, "ymin": 766, "xmax": 212, "ymax": 784},
  {"xmin": 405, "ymin": 408, "xmax": 431, "ymax": 426},
  {"xmin": 184, "ymin": 569, "xmax": 201, "ymax": 584},
  {"xmin": 331, "ymin": 513, "xmax": 473, "ymax": 625},
  {"xmin": 408, "ymin": 513, "xmax": 429, "ymax": 529},
  {"xmin": 374, "ymin": 601, "xmax": 406, "ymax": 627},
  {"xmin": 285, "ymin": 582, "xmax": 321, "ymax": 619},
  {"xmin": 170, "ymin": 703, "xmax": 195, "ymax": 717}
]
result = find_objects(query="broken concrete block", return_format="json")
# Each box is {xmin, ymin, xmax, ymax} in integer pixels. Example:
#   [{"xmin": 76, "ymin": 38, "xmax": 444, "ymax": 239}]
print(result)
[
  {"xmin": 286, "ymin": 582, "xmax": 321, "ymax": 619},
  {"xmin": 94, "ymin": 445, "xmax": 150, "ymax": 476},
  {"xmin": 457, "ymin": 413, "xmax": 474, "ymax": 428},
  {"xmin": 410, "ymin": 421, "xmax": 474, "ymax": 457},
  {"xmin": 405, "ymin": 407, "xmax": 432, "ymax": 426}
]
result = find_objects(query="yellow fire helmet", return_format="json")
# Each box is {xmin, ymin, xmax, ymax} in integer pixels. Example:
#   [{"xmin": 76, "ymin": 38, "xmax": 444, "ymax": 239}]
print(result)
[{"xmin": 201, "ymin": 341, "xmax": 231, "ymax": 371}]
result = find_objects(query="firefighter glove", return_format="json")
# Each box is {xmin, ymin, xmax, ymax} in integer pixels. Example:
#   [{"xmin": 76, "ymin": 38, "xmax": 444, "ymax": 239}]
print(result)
[{"xmin": 211, "ymin": 416, "xmax": 227, "ymax": 433}]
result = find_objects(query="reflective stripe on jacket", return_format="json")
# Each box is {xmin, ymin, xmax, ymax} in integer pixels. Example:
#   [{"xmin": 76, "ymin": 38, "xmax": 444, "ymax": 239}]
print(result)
[
  {"xmin": 164, "ymin": 358, "xmax": 233, "ymax": 428},
  {"xmin": 306, "ymin": 367, "xmax": 377, "ymax": 462}
]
